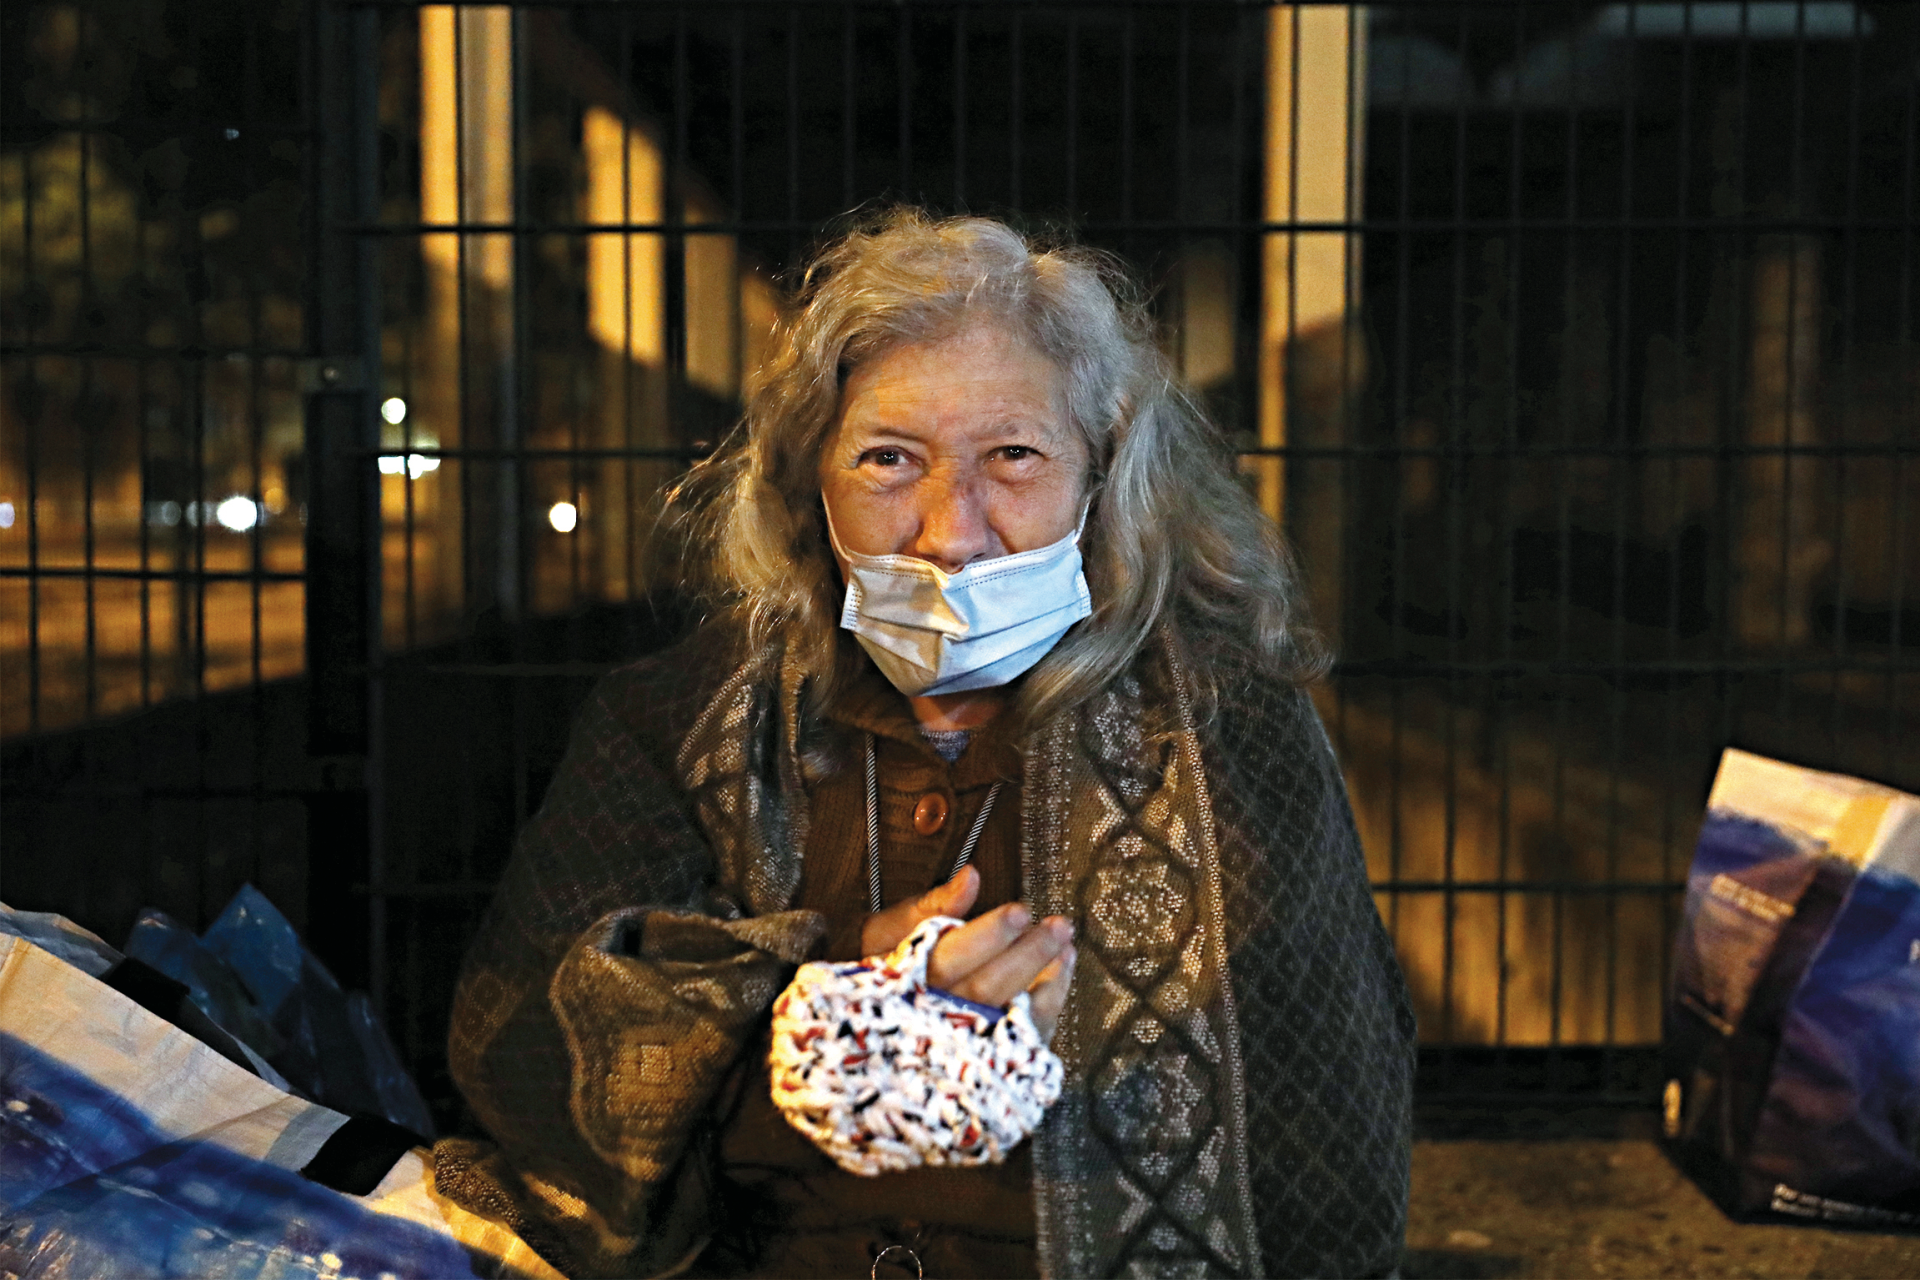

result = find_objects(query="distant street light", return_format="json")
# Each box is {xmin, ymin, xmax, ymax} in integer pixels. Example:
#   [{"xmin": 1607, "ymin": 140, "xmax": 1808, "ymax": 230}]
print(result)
[
  {"xmin": 215, "ymin": 495, "xmax": 262, "ymax": 533},
  {"xmin": 548, "ymin": 501, "xmax": 579, "ymax": 533},
  {"xmin": 378, "ymin": 453, "xmax": 440, "ymax": 479}
]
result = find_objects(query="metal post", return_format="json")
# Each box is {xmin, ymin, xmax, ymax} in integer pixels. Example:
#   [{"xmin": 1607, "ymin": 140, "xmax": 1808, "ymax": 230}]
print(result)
[{"xmin": 304, "ymin": 0, "xmax": 381, "ymax": 994}]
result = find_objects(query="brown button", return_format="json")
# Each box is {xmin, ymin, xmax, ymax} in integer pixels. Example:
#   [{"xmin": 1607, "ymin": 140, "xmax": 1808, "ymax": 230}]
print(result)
[{"xmin": 913, "ymin": 792, "xmax": 949, "ymax": 835}]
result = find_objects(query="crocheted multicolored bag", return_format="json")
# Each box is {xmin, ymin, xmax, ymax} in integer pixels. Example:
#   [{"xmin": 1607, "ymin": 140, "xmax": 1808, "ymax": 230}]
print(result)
[{"xmin": 769, "ymin": 916, "xmax": 1065, "ymax": 1176}]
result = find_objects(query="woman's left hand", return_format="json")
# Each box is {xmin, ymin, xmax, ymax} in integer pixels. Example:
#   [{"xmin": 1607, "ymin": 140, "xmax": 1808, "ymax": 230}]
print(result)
[{"xmin": 859, "ymin": 867, "xmax": 1078, "ymax": 1043}]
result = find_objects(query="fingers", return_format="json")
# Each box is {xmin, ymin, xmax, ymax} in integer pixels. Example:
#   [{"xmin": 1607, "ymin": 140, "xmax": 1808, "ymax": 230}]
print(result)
[
  {"xmin": 933, "ymin": 911, "xmax": 1074, "ymax": 1010},
  {"xmin": 930, "ymin": 864, "xmax": 981, "ymax": 919},
  {"xmin": 923, "ymin": 901, "xmax": 1031, "ymax": 988},
  {"xmin": 1027, "ymin": 943, "xmax": 1077, "ymax": 1044},
  {"xmin": 859, "ymin": 865, "xmax": 981, "ymax": 956}
]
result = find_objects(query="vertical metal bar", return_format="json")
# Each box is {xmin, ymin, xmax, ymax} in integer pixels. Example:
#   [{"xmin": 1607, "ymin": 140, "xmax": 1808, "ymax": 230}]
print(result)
[
  {"xmin": 364, "ymin": 0, "xmax": 393, "ymax": 1013},
  {"xmin": 1173, "ymin": 4, "xmax": 1192, "ymax": 379},
  {"xmin": 22, "ymin": 145, "xmax": 42, "ymax": 737},
  {"xmin": 1714, "ymin": 8, "xmax": 1754, "ymax": 769},
  {"xmin": 79, "ymin": 118, "xmax": 98, "ymax": 725},
  {"xmin": 1009, "ymin": 8, "xmax": 1022, "ymax": 212},
  {"xmin": 1065, "ymin": 11, "xmax": 1079, "ymax": 217},
  {"xmin": 564, "ymin": 110, "xmax": 583, "ymax": 624},
  {"xmin": 788, "ymin": 5, "xmax": 801, "ymax": 260},
  {"xmin": 137, "ymin": 217, "xmax": 154, "ymax": 711},
  {"xmin": 623, "ymin": 12, "xmax": 644, "ymax": 626},
  {"xmin": 238, "ymin": 8, "xmax": 269, "ymax": 895},
  {"xmin": 1176, "ymin": 6, "xmax": 1190, "ymax": 220},
  {"xmin": 1659, "ymin": 0, "xmax": 1700, "ymax": 1021},
  {"xmin": 401, "ymin": 274, "xmax": 418, "ymax": 652},
  {"xmin": 1495, "ymin": 0, "xmax": 1530, "ymax": 1050},
  {"xmin": 1384, "ymin": 0, "xmax": 1415, "ymax": 958},
  {"xmin": 668, "ymin": 7, "xmax": 689, "ymax": 431},
  {"xmin": 453, "ymin": 9, "xmax": 477, "ymax": 645},
  {"xmin": 953, "ymin": 5, "xmax": 968, "ymax": 207},
  {"xmin": 1889, "ymin": 14, "xmax": 1919, "ymax": 776},
  {"xmin": 1548, "ymin": 5, "xmax": 1584, "ymax": 1059},
  {"xmin": 1603, "ymin": 0, "xmax": 1644, "ymax": 1066},
  {"xmin": 185, "ymin": 0, "xmax": 211, "ymax": 924},
  {"xmin": 1440, "ymin": 4, "xmax": 1470, "ymax": 1066},
  {"xmin": 897, "ymin": 2, "xmax": 913, "ymax": 196},
  {"xmin": 731, "ymin": 7, "xmax": 747, "ymax": 403},
  {"xmin": 134, "ymin": 199, "xmax": 157, "ymax": 913},
  {"xmin": 1336, "ymin": 2, "xmax": 1361, "ymax": 654},
  {"xmin": 1732, "ymin": 0, "xmax": 1753, "ymax": 769},
  {"xmin": 1119, "ymin": 6, "xmax": 1134, "ymax": 228},
  {"xmin": 843, "ymin": 4, "xmax": 857, "ymax": 211},
  {"xmin": 1778, "ymin": 1, "xmax": 1810, "ymax": 721},
  {"xmin": 503, "ymin": 8, "xmax": 530, "ymax": 629},
  {"xmin": 1227, "ymin": 7, "xmax": 1248, "ymax": 440},
  {"xmin": 247, "ymin": 267, "xmax": 268, "ymax": 895},
  {"xmin": 1331, "ymin": 2, "xmax": 1363, "ymax": 941},
  {"xmin": 510, "ymin": 7, "xmax": 540, "ymax": 844},
  {"xmin": 304, "ymin": 0, "xmax": 380, "ymax": 991},
  {"xmin": 1829, "ymin": 7, "xmax": 1866, "ymax": 767},
  {"xmin": 1169, "ymin": 5, "xmax": 1191, "ymax": 376}
]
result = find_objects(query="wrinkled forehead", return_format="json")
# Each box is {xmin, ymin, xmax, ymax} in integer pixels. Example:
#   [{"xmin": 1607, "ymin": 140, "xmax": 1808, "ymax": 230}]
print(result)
[{"xmin": 830, "ymin": 319, "xmax": 1071, "ymax": 441}]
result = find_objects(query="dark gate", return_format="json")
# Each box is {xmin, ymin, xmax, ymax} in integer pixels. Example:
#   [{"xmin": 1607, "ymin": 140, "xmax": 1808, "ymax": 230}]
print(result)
[{"xmin": 4, "ymin": 1, "xmax": 1916, "ymax": 1131}]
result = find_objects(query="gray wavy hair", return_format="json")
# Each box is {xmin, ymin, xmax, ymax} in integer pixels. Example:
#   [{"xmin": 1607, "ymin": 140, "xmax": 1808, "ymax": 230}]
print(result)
[{"xmin": 673, "ymin": 209, "xmax": 1326, "ymax": 731}]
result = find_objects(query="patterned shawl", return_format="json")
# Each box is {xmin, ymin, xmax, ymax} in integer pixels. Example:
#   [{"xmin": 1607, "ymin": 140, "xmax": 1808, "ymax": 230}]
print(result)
[{"xmin": 439, "ymin": 632, "xmax": 1414, "ymax": 1278}]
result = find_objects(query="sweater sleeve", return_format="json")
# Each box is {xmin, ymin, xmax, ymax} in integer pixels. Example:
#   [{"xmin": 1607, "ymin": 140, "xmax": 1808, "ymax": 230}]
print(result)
[{"xmin": 440, "ymin": 657, "xmax": 825, "ymax": 1278}]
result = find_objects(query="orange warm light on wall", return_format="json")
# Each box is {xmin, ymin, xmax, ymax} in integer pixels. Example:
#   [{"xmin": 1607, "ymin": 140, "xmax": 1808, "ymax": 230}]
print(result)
[
  {"xmin": 582, "ymin": 106, "xmax": 665, "ymax": 366},
  {"xmin": 421, "ymin": 8, "xmax": 773, "ymax": 399},
  {"xmin": 1260, "ymin": 5, "xmax": 1366, "ymax": 521},
  {"xmin": 420, "ymin": 6, "xmax": 515, "ymax": 290}
]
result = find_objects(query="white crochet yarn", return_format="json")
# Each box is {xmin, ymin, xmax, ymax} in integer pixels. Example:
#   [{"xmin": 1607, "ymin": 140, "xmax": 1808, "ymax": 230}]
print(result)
[{"xmin": 769, "ymin": 916, "xmax": 1065, "ymax": 1176}]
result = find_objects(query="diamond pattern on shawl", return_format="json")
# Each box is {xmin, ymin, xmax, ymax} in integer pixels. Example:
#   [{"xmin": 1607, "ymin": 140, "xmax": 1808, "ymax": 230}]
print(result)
[
  {"xmin": 1029, "ymin": 660, "xmax": 1259, "ymax": 1278},
  {"xmin": 1204, "ymin": 659, "xmax": 1416, "ymax": 1279},
  {"xmin": 1027, "ymin": 637, "xmax": 1413, "ymax": 1279}
]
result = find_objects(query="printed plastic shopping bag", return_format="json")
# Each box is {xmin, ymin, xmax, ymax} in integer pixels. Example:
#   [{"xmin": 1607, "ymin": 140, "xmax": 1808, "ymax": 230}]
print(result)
[
  {"xmin": 0, "ymin": 924, "xmax": 561, "ymax": 1279},
  {"xmin": 1662, "ymin": 748, "xmax": 1920, "ymax": 1226}
]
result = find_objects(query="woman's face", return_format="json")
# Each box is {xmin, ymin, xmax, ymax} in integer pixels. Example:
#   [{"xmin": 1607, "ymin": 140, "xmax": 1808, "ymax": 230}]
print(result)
[{"xmin": 818, "ymin": 320, "xmax": 1089, "ymax": 577}]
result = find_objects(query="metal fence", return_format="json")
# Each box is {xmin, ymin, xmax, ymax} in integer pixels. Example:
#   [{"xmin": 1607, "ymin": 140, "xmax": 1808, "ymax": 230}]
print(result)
[{"xmin": 3, "ymin": 0, "xmax": 1915, "ymax": 1125}]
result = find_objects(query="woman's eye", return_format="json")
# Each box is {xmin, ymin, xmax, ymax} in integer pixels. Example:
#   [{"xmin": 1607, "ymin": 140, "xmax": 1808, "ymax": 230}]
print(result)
[
  {"xmin": 859, "ymin": 447, "xmax": 904, "ymax": 467},
  {"xmin": 998, "ymin": 445, "xmax": 1035, "ymax": 461}
]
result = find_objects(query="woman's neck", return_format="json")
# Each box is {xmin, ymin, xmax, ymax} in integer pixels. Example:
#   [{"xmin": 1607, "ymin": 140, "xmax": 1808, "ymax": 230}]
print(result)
[{"xmin": 908, "ymin": 687, "xmax": 1007, "ymax": 731}]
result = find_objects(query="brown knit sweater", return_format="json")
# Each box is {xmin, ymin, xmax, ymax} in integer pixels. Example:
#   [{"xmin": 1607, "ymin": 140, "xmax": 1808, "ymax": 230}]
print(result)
[{"xmin": 699, "ymin": 670, "xmax": 1039, "ymax": 1278}]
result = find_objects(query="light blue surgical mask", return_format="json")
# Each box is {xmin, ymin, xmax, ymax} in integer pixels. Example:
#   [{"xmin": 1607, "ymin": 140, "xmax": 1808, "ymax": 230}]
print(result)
[{"xmin": 825, "ymin": 500, "xmax": 1093, "ymax": 698}]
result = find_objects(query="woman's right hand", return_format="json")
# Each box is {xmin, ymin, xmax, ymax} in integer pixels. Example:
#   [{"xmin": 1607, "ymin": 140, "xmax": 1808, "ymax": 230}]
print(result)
[{"xmin": 859, "ymin": 866, "xmax": 1077, "ymax": 1043}]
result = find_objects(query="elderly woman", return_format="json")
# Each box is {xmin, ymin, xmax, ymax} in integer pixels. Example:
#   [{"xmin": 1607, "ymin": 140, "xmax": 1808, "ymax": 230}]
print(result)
[{"xmin": 437, "ymin": 212, "xmax": 1415, "ymax": 1279}]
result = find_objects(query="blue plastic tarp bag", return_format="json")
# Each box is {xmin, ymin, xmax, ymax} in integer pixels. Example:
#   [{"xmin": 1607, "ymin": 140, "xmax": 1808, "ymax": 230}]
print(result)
[
  {"xmin": 1663, "ymin": 748, "xmax": 1920, "ymax": 1227},
  {"xmin": 0, "ymin": 924, "xmax": 563, "ymax": 1280},
  {"xmin": 129, "ymin": 884, "xmax": 435, "ymax": 1139}
]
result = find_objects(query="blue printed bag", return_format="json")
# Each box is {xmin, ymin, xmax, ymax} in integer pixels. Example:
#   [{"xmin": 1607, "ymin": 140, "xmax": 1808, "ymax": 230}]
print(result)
[{"xmin": 1663, "ymin": 748, "xmax": 1920, "ymax": 1227}]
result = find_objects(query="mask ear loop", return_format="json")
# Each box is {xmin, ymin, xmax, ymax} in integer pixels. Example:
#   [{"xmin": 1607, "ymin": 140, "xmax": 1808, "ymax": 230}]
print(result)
[{"xmin": 820, "ymin": 492, "xmax": 854, "ymax": 564}]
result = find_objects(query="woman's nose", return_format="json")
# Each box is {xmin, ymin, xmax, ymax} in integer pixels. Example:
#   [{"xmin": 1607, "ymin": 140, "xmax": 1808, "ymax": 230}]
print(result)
[{"xmin": 907, "ymin": 476, "xmax": 994, "ymax": 572}]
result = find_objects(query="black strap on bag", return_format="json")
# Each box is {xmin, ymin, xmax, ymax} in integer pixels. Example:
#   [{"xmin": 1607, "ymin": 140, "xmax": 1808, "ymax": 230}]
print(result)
[{"xmin": 300, "ymin": 1113, "xmax": 429, "ymax": 1195}]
